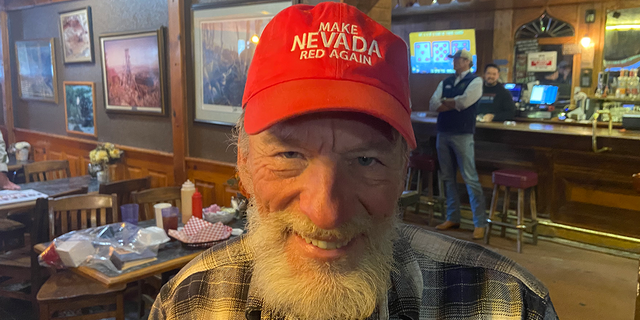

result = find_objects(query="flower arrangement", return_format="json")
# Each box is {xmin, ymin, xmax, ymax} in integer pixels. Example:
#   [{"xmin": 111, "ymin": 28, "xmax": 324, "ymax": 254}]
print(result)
[{"xmin": 89, "ymin": 143, "xmax": 123, "ymax": 166}]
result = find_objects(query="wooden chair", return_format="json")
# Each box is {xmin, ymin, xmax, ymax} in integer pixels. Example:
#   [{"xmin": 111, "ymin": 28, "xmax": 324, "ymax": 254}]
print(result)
[
  {"xmin": 99, "ymin": 176, "xmax": 150, "ymax": 220},
  {"xmin": 37, "ymin": 193, "xmax": 125, "ymax": 320},
  {"xmin": 23, "ymin": 160, "xmax": 71, "ymax": 183},
  {"xmin": 130, "ymin": 186, "xmax": 181, "ymax": 314},
  {"xmin": 131, "ymin": 186, "xmax": 181, "ymax": 221},
  {"xmin": 0, "ymin": 188, "xmax": 87, "ymax": 310}
]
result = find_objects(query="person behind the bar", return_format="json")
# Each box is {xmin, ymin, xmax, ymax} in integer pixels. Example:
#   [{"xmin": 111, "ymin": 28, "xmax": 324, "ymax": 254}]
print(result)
[
  {"xmin": 429, "ymin": 49, "xmax": 487, "ymax": 240},
  {"xmin": 477, "ymin": 63, "xmax": 516, "ymax": 122},
  {"xmin": 150, "ymin": 3, "xmax": 557, "ymax": 319}
]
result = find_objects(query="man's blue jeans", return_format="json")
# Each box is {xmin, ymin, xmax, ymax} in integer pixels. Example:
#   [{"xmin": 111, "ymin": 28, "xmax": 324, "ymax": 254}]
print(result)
[{"xmin": 436, "ymin": 133, "xmax": 486, "ymax": 228}]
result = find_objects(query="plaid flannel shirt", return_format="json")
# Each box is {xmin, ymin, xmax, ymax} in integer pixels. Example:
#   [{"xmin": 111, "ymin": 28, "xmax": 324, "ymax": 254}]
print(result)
[{"xmin": 150, "ymin": 224, "xmax": 558, "ymax": 319}]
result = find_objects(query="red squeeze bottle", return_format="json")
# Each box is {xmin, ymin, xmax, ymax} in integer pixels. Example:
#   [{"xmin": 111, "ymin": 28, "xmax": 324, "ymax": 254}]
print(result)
[{"xmin": 192, "ymin": 190, "xmax": 203, "ymax": 219}]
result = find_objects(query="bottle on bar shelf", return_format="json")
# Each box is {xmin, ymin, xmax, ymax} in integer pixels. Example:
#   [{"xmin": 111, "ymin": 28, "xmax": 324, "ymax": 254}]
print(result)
[
  {"xmin": 616, "ymin": 69, "xmax": 628, "ymax": 99},
  {"xmin": 630, "ymin": 69, "xmax": 640, "ymax": 100}
]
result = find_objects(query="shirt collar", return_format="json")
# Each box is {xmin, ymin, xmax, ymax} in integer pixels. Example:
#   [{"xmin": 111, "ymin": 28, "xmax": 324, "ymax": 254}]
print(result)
[
  {"xmin": 456, "ymin": 69, "xmax": 470, "ymax": 79},
  {"xmin": 244, "ymin": 230, "xmax": 421, "ymax": 320}
]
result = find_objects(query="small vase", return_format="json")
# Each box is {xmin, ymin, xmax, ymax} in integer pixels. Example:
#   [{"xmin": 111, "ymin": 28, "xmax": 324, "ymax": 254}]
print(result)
[{"xmin": 97, "ymin": 170, "xmax": 110, "ymax": 184}]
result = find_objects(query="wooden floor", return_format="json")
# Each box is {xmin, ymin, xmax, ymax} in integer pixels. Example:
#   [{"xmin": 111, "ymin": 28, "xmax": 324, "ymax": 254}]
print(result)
[{"xmin": 404, "ymin": 212, "xmax": 638, "ymax": 320}]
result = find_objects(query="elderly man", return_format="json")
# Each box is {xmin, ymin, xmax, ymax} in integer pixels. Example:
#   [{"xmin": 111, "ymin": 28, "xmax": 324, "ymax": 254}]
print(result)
[
  {"xmin": 429, "ymin": 49, "xmax": 487, "ymax": 240},
  {"xmin": 151, "ymin": 3, "xmax": 557, "ymax": 320}
]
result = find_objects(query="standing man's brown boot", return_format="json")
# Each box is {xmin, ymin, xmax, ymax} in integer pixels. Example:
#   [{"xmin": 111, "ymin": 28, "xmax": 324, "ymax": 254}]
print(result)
[
  {"xmin": 472, "ymin": 227, "xmax": 486, "ymax": 240},
  {"xmin": 435, "ymin": 220, "xmax": 461, "ymax": 230}
]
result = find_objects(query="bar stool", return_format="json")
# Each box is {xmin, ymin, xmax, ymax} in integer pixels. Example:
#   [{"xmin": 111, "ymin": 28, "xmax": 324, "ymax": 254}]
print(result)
[
  {"xmin": 484, "ymin": 169, "xmax": 539, "ymax": 253},
  {"xmin": 400, "ymin": 153, "xmax": 438, "ymax": 225}
]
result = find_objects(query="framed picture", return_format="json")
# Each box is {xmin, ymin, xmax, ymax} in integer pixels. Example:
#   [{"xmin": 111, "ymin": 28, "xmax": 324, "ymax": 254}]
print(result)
[
  {"xmin": 15, "ymin": 39, "xmax": 58, "ymax": 103},
  {"xmin": 59, "ymin": 7, "xmax": 94, "ymax": 63},
  {"xmin": 64, "ymin": 81, "xmax": 97, "ymax": 137},
  {"xmin": 192, "ymin": 1, "xmax": 291, "ymax": 125},
  {"xmin": 99, "ymin": 28, "xmax": 166, "ymax": 115}
]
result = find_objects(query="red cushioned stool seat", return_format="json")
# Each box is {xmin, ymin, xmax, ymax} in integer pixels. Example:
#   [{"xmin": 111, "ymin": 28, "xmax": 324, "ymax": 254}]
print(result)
[
  {"xmin": 492, "ymin": 170, "xmax": 538, "ymax": 189},
  {"xmin": 408, "ymin": 154, "xmax": 436, "ymax": 172}
]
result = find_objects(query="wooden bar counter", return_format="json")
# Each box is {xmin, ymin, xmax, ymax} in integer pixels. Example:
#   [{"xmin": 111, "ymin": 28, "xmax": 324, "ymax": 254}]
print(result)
[{"xmin": 411, "ymin": 113, "xmax": 640, "ymax": 238}]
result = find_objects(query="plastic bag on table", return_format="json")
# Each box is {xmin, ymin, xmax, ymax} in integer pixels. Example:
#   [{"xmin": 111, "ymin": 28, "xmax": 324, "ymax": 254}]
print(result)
[{"xmin": 38, "ymin": 222, "xmax": 170, "ymax": 273}]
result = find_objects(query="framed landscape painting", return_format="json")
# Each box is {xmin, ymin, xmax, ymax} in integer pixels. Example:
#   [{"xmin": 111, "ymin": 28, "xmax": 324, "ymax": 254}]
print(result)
[
  {"xmin": 15, "ymin": 39, "xmax": 58, "ymax": 103},
  {"xmin": 59, "ymin": 7, "xmax": 94, "ymax": 63},
  {"xmin": 99, "ymin": 28, "xmax": 166, "ymax": 115},
  {"xmin": 192, "ymin": 1, "xmax": 291, "ymax": 125},
  {"xmin": 64, "ymin": 81, "xmax": 97, "ymax": 137}
]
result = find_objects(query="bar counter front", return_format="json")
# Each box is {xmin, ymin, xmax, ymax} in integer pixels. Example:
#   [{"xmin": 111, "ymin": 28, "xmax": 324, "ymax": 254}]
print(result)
[{"xmin": 412, "ymin": 113, "xmax": 640, "ymax": 238}]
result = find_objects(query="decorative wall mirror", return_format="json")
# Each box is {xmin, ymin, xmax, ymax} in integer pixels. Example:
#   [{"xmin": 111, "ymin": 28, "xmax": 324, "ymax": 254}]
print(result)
[
  {"xmin": 514, "ymin": 12, "xmax": 575, "ymax": 103},
  {"xmin": 603, "ymin": 7, "xmax": 640, "ymax": 71}
]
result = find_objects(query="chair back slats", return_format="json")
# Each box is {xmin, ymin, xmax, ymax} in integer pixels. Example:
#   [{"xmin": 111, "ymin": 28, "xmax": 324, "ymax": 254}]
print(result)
[
  {"xmin": 99, "ymin": 177, "xmax": 151, "ymax": 218},
  {"xmin": 23, "ymin": 160, "xmax": 72, "ymax": 183},
  {"xmin": 131, "ymin": 186, "xmax": 181, "ymax": 221},
  {"xmin": 48, "ymin": 194, "xmax": 118, "ymax": 240}
]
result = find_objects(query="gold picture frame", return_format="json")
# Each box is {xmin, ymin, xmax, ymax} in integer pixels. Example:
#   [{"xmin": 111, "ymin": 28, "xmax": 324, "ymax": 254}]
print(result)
[
  {"xmin": 15, "ymin": 38, "xmax": 58, "ymax": 103},
  {"xmin": 99, "ymin": 28, "xmax": 166, "ymax": 115},
  {"xmin": 64, "ymin": 81, "xmax": 97, "ymax": 137}
]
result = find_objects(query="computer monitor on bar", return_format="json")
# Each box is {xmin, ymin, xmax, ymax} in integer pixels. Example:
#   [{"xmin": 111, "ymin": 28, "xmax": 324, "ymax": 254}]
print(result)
[
  {"xmin": 504, "ymin": 83, "xmax": 523, "ymax": 102},
  {"xmin": 529, "ymin": 85, "xmax": 559, "ymax": 105}
]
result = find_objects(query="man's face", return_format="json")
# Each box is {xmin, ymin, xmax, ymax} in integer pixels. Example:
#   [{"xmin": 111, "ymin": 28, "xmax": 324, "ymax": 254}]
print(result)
[
  {"xmin": 239, "ymin": 113, "xmax": 407, "ymax": 319},
  {"xmin": 453, "ymin": 56, "xmax": 470, "ymax": 72},
  {"xmin": 484, "ymin": 67, "xmax": 500, "ymax": 86}
]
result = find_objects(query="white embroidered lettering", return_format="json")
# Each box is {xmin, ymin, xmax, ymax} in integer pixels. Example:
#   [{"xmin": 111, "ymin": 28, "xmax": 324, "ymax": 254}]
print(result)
[
  {"xmin": 352, "ymin": 36, "xmax": 367, "ymax": 53},
  {"xmin": 351, "ymin": 25, "xmax": 358, "ymax": 34},
  {"xmin": 334, "ymin": 33, "xmax": 349, "ymax": 50},
  {"xmin": 321, "ymin": 32, "xmax": 336, "ymax": 47},
  {"xmin": 331, "ymin": 22, "xmax": 340, "ymax": 32},
  {"xmin": 341, "ymin": 23, "xmax": 350, "ymax": 33},
  {"xmin": 292, "ymin": 34, "xmax": 306, "ymax": 51},
  {"xmin": 299, "ymin": 50, "xmax": 308, "ymax": 59},
  {"xmin": 307, "ymin": 32, "xmax": 319, "ymax": 49},
  {"xmin": 329, "ymin": 49, "xmax": 339, "ymax": 58},
  {"xmin": 368, "ymin": 40, "xmax": 381, "ymax": 58},
  {"xmin": 319, "ymin": 22, "xmax": 331, "ymax": 32}
]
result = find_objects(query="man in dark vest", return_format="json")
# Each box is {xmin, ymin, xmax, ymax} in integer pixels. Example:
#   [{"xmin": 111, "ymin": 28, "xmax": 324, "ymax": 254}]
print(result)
[{"xmin": 429, "ymin": 49, "xmax": 486, "ymax": 240}]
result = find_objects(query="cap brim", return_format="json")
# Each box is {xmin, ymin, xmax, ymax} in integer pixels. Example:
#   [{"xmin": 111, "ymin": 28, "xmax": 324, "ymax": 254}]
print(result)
[
  {"xmin": 447, "ymin": 54, "xmax": 456, "ymax": 58},
  {"xmin": 244, "ymin": 79, "xmax": 417, "ymax": 149}
]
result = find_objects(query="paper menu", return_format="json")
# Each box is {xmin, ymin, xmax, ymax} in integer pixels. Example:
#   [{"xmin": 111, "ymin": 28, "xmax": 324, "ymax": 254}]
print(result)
[{"xmin": 0, "ymin": 189, "xmax": 48, "ymax": 206}]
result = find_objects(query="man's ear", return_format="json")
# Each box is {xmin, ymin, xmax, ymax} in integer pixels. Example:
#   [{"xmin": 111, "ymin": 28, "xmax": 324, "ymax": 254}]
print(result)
[{"xmin": 236, "ymin": 148, "xmax": 251, "ymax": 198}]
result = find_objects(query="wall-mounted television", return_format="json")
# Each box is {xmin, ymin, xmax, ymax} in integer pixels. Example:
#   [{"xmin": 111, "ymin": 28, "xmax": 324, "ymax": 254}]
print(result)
[{"xmin": 409, "ymin": 29, "xmax": 477, "ymax": 74}]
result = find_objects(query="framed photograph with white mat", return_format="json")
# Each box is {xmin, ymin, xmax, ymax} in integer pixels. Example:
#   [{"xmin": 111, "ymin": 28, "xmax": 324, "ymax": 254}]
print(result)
[{"xmin": 192, "ymin": 0, "xmax": 291, "ymax": 126}]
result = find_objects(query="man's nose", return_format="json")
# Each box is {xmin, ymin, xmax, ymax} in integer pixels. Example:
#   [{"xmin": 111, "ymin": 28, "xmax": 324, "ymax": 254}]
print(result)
[{"xmin": 298, "ymin": 159, "xmax": 349, "ymax": 230}]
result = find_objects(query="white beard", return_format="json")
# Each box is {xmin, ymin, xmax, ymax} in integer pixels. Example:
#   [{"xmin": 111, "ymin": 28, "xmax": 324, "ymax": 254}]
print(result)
[{"xmin": 246, "ymin": 199, "xmax": 398, "ymax": 320}]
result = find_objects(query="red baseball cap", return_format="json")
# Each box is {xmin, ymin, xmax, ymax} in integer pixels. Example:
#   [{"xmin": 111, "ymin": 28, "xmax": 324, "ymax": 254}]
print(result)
[{"xmin": 242, "ymin": 2, "xmax": 416, "ymax": 149}]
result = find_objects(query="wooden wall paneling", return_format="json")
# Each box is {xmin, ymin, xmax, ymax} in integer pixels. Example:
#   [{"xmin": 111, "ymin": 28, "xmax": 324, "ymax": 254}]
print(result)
[
  {"xmin": 185, "ymin": 157, "xmax": 236, "ymax": 207},
  {"xmin": 1, "ymin": 11, "xmax": 14, "ymax": 144},
  {"xmin": 14, "ymin": 129, "xmax": 175, "ymax": 187},
  {"xmin": 493, "ymin": 9, "xmax": 514, "ymax": 82},
  {"xmin": 168, "ymin": 0, "xmax": 189, "ymax": 185}
]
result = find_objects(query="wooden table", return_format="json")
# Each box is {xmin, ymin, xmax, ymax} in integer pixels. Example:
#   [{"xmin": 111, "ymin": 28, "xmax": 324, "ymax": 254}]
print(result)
[
  {"xmin": 34, "ymin": 219, "xmax": 245, "ymax": 288},
  {"xmin": 0, "ymin": 175, "xmax": 98, "ymax": 215}
]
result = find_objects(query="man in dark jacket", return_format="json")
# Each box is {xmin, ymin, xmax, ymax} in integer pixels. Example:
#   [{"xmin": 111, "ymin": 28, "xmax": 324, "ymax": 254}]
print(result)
[
  {"xmin": 429, "ymin": 49, "xmax": 486, "ymax": 240},
  {"xmin": 477, "ymin": 63, "xmax": 516, "ymax": 122}
]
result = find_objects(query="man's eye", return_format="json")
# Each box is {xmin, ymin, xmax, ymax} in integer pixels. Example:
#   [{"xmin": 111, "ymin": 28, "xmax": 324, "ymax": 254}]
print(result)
[
  {"xmin": 357, "ymin": 156, "xmax": 377, "ymax": 166},
  {"xmin": 279, "ymin": 151, "xmax": 302, "ymax": 159}
]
